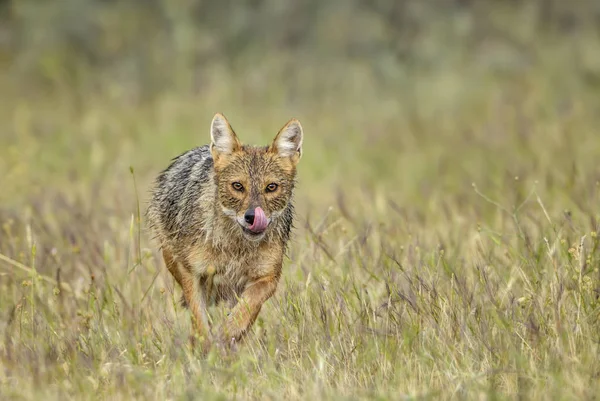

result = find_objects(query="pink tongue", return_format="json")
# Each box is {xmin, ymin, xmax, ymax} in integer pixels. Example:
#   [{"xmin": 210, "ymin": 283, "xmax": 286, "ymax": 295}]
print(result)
[{"xmin": 249, "ymin": 207, "xmax": 268, "ymax": 233}]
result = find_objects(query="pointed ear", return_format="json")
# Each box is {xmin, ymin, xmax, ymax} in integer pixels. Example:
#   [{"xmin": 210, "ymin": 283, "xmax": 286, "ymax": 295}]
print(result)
[
  {"xmin": 210, "ymin": 113, "xmax": 241, "ymax": 160},
  {"xmin": 270, "ymin": 118, "xmax": 303, "ymax": 164}
]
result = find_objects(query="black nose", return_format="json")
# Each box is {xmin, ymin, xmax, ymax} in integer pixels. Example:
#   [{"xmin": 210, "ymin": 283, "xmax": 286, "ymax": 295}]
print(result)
[{"xmin": 244, "ymin": 209, "xmax": 255, "ymax": 225}]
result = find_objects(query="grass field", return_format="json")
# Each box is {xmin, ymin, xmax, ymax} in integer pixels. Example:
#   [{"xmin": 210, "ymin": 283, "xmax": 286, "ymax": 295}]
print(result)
[{"xmin": 1, "ymin": 3, "xmax": 600, "ymax": 400}]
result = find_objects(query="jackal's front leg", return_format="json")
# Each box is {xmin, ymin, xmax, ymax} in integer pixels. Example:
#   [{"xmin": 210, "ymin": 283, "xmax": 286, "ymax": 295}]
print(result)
[
  {"xmin": 162, "ymin": 249, "xmax": 209, "ymax": 341},
  {"xmin": 180, "ymin": 271, "xmax": 210, "ymax": 338},
  {"xmin": 220, "ymin": 275, "xmax": 279, "ymax": 344}
]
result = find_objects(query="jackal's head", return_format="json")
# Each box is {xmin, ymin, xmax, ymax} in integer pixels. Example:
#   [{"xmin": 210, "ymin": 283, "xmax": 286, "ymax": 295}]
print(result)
[{"xmin": 209, "ymin": 113, "xmax": 303, "ymax": 241}]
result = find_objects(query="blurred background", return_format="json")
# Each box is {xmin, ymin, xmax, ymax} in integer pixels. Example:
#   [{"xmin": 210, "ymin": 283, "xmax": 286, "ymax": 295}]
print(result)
[{"xmin": 1, "ymin": 0, "xmax": 599, "ymax": 208}]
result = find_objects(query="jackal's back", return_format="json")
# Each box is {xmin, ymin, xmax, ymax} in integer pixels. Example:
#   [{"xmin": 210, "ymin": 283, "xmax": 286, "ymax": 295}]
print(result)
[{"xmin": 146, "ymin": 145, "xmax": 214, "ymax": 249}]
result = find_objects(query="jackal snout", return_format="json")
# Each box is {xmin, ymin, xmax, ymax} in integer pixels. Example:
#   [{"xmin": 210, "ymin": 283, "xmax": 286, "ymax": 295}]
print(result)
[{"xmin": 243, "ymin": 207, "xmax": 267, "ymax": 231}]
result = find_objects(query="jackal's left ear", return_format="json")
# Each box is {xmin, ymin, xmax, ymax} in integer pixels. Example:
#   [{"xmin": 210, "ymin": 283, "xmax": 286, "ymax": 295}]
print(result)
[
  {"xmin": 210, "ymin": 113, "xmax": 241, "ymax": 160},
  {"xmin": 270, "ymin": 119, "xmax": 303, "ymax": 164}
]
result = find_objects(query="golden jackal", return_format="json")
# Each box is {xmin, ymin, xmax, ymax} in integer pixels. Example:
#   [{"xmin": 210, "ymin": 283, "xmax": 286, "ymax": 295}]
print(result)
[{"xmin": 147, "ymin": 113, "xmax": 303, "ymax": 347}]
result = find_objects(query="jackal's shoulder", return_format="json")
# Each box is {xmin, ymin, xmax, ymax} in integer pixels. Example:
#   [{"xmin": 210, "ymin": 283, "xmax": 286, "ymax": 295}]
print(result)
[
  {"xmin": 162, "ymin": 145, "xmax": 212, "ymax": 178},
  {"xmin": 146, "ymin": 145, "xmax": 215, "ymax": 242}
]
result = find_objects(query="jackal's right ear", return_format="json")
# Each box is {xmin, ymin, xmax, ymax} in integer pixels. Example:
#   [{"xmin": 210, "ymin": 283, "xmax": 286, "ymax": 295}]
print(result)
[{"xmin": 210, "ymin": 113, "xmax": 241, "ymax": 160}]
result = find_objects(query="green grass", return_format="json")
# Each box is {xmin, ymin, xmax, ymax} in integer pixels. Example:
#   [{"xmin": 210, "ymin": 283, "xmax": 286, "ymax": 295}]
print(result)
[{"xmin": 2, "ymin": 4, "xmax": 600, "ymax": 400}]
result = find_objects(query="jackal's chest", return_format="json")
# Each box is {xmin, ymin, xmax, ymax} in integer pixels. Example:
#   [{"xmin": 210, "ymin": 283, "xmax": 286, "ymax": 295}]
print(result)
[
  {"xmin": 204, "ymin": 260, "xmax": 250, "ymax": 305},
  {"xmin": 188, "ymin": 251, "xmax": 254, "ymax": 305}
]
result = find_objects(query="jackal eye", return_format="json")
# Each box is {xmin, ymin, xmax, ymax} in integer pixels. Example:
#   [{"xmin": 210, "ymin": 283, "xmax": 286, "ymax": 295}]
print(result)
[
  {"xmin": 265, "ymin": 183, "xmax": 278, "ymax": 193},
  {"xmin": 232, "ymin": 182, "xmax": 244, "ymax": 192}
]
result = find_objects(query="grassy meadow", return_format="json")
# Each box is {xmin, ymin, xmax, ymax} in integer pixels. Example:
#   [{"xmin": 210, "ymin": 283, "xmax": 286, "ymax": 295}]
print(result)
[{"xmin": 1, "ymin": 2, "xmax": 600, "ymax": 400}]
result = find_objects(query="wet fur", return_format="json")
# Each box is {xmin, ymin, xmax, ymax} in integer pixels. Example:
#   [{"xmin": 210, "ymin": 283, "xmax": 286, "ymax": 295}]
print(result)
[{"xmin": 146, "ymin": 114, "xmax": 302, "ymax": 346}]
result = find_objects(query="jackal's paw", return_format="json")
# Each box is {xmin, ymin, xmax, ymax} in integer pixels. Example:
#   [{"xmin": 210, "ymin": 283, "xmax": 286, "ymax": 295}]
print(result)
[
  {"xmin": 216, "ymin": 337, "xmax": 240, "ymax": 353},
  {"xmin": 215, "ymin": 324, "xmax": 244, "ymax": 351}
]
